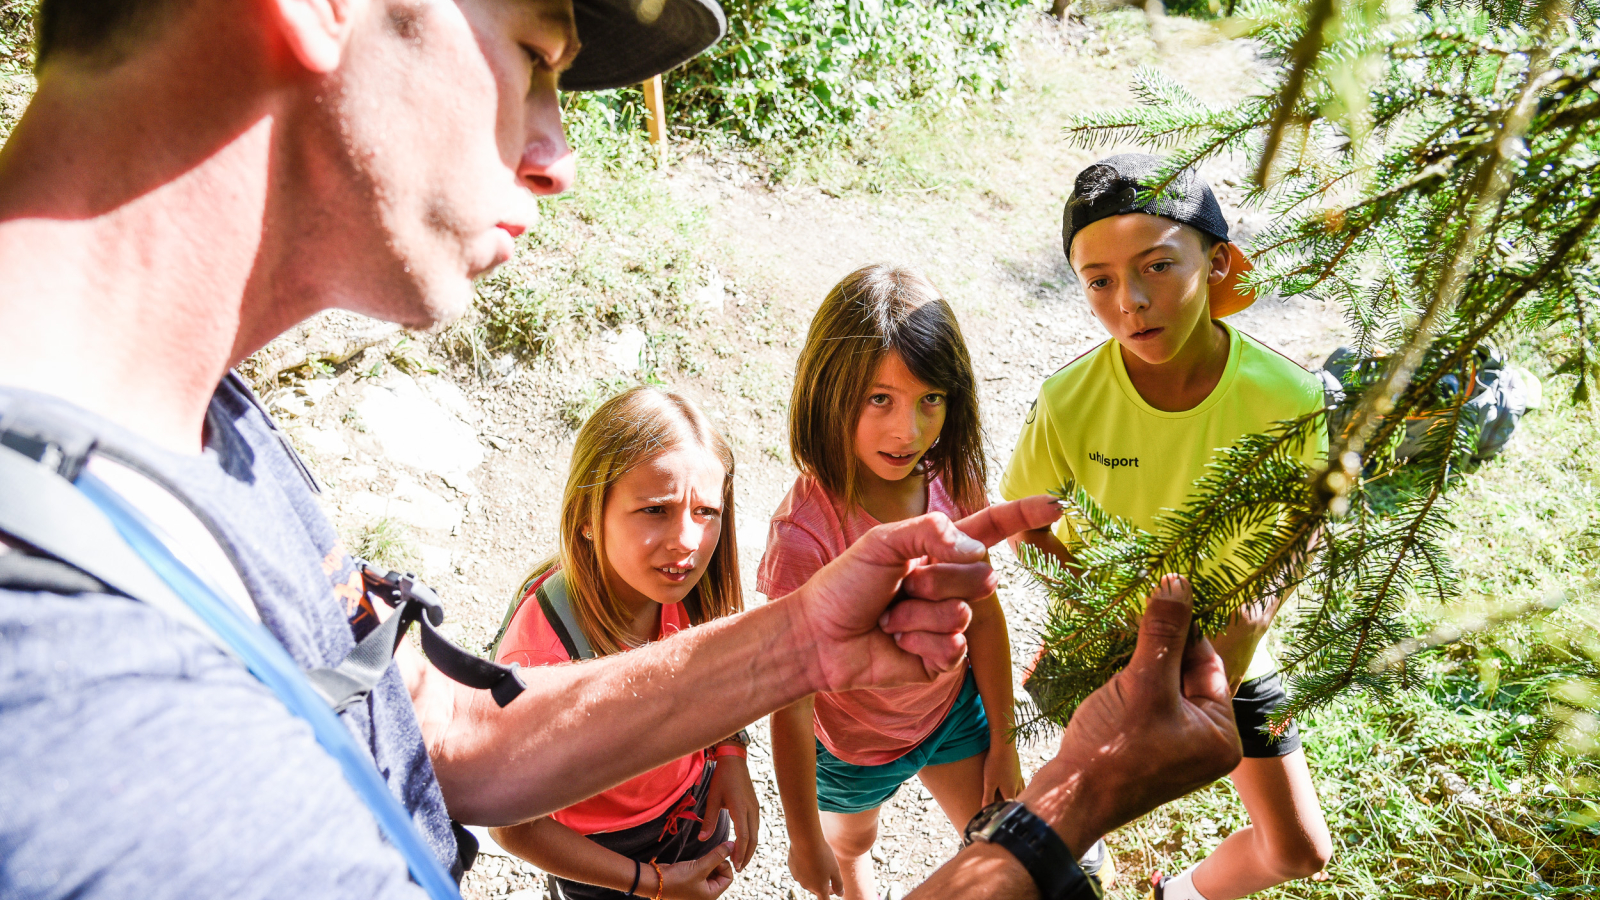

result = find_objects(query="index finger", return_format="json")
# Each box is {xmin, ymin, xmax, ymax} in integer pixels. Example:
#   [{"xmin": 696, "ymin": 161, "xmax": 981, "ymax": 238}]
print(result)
[{"xmin": 953, "ymin": 495, "xmax": 1063, "ymax": 548}]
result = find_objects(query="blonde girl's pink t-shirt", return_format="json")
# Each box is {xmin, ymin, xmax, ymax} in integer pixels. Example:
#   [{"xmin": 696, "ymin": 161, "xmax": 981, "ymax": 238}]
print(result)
[
  {"xmin": 495, "ymin": 569, "xmax": 704, "ymax": 835},
  {"xmin": 757, "ymin": 474, "xmax": 980, "ymax": 767}
]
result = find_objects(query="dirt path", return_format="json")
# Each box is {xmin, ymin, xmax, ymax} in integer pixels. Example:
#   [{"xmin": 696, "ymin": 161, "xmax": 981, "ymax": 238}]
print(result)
[{"xmin": 260, "ymin": 14, "xmax": 1347, "ymax": 899}]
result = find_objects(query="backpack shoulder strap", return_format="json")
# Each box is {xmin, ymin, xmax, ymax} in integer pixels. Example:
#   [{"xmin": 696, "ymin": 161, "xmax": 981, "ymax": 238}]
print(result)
[
  {"xmin": 0, "ymin": 411, "xmax": 236, "ymax": 660},
  {"xmin": 535, "ymin": 571, "xmax": 594, "ymax": 661}
]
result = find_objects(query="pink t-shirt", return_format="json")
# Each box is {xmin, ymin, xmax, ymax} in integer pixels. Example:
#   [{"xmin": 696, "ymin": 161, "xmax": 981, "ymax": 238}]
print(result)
[
  {"xmin": 495, "ymin": 569, "xmax": 704, "ymax": 835},
  {"xmin": 757, "ymin": 474, "xmax": 979, "ymax": 767}
]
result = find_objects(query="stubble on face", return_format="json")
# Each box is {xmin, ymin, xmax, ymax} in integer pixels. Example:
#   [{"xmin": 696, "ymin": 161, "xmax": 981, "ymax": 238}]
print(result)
[{"xmin": 294, "ymin": 0, "xmax": 554, "ymax": 332}]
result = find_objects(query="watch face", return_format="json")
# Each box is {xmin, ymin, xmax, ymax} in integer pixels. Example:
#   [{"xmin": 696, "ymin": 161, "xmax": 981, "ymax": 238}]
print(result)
[{"xmin": 964, "ymin": 800, "xmax": 1020, "ymax": 845}]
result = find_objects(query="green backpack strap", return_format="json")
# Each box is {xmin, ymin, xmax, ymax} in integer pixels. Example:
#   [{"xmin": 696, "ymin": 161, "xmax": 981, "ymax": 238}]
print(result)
[{"xmin": 489, "ymin": 569, "xmax": 593, "ymax": 662}]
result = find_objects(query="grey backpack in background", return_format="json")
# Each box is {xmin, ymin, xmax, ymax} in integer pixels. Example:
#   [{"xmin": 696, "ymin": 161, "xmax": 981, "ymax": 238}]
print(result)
[{"xmin": 1315, "ymin": 342, "xmax": 1542, "ymax": 463}]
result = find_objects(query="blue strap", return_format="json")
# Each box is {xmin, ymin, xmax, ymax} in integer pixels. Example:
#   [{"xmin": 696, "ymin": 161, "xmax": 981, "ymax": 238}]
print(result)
[{"xmin": 75, "ymin": 471, "xmax": 461, "ymax": 899}]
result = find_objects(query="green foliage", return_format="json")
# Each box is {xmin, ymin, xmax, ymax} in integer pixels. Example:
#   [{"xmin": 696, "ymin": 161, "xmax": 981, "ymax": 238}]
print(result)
[
  {"xmin": 349, "ymin": 516, "xmax": 414, "ymax": 575},
  {"xmin": 0, "ymin": 0, "xmax": 33, "ymax": 66},
  {"xmin": 1021, "ymin": 0, "xmax": 1600, "ymax": 744},
  {"xmin": 1123, "ymin": 675, "xmax": 1600, "ymax": 897},
  {"xmin": 0, "ymin": 0, "xmax": 35, "ymax": 143},
  {"xmin": 443, "ymin": 123, "xmax": 711, "ymax": 372},
  {"xmin": 1116, "ymin": 373, "xmax": 1600, "ymax": 895},
  {"xmin": 667, "ymin": 0, "xmax": 1037, "ymax": 147}
]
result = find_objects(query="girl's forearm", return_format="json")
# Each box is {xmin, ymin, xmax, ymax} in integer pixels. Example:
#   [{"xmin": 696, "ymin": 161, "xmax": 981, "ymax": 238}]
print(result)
[
  {"xmin": 771, "ymin": 698, "xmax": 827, "ymax": 846},
  {"xmin": 965, "ymin": 592, "xmax": 1017, "ymax": 740},
  {"xmin": 490, "ymin": 818, "xmax": 640, "ymax": 894}
]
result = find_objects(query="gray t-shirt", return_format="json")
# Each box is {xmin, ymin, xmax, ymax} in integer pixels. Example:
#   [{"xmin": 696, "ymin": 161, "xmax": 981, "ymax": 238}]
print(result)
[{"xmin": 0, "ymin": 376, "xmax": 452, "ymax": 898}]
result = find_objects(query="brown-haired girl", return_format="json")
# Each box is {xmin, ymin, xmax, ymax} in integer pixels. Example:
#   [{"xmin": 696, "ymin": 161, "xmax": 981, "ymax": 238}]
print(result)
[
  {"xmin": 761, "ymin": 264, "xmax": 1023, "ymax": 900},
  {"xmin": 490, "ymin": 386, "xmax": 758, "ymax": 900}
]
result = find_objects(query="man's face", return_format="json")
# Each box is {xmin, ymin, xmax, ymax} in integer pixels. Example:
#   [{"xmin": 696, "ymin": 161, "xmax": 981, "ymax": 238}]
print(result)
[
  {"xmin": 1069, "ymin": 213, "xmax": 1229, "ymax": 367},
  {"xmin": 309, "ymin": 0, "xmax": 577, "ymax": 330}
]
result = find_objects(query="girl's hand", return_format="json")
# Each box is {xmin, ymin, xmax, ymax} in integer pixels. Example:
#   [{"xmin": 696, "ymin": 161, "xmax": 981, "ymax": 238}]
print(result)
[
  {"xmin": 1209, "ymin": 592, "xmax": 1286, "ymax": 692},
  {"xmin": 655, "ymin": 841, "xmax": 736, "ymax": 900},
  {"xmin": 981, "ymin": 740, "xmax": 1025, "ymax": 803},
  {"xmin": 701, "ymin": 755, "xmax": 761, "ymax": 871},
  {"xmin": 787, "ymin": 833, "xmax": 844, "ymax": 899}
]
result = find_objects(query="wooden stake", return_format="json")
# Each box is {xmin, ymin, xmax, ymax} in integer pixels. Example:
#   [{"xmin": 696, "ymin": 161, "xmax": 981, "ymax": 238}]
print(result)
[{"xmin": 642, "ymin": 75, "xmax": 666, "ymax": 163}]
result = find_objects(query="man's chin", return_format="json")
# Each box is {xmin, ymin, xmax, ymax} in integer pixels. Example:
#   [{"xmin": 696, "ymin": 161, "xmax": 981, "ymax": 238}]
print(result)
[{"xmin": 343, "ymin": 271, "xmax": 474, "ymax": 333}]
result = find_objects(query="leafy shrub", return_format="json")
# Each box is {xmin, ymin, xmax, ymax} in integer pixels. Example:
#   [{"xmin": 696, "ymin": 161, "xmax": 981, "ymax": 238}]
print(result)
[
  {"xmin": 0, "ymin": 0, "xmax": 34, "ymax": 68},
  {"xmin": 444, "ymin": 125, "xmax": 711, "ymax": 369},
  {"xmin": 665, "ymin": 0, "xmax": 1039, "ymax": 146},
  {"xmin": 0, "ymin": 0, "xmax": 35, "ymax": 142}
]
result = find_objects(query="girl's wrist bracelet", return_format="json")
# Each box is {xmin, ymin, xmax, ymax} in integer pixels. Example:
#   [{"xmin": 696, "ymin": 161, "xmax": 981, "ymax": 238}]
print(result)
[
  {"xmin": 627, "ymin": 859, "xmax": 641, "ymax": 897},
  {"xmin": 650, "ymin": 859, "xmax": 665, "ymax": 900},
  {"xmin": 713, "ymin": 743, "xmax": 747, "ymax": 760}
]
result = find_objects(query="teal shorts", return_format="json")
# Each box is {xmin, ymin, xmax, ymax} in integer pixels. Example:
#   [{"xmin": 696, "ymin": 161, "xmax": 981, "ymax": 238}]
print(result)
[{"xmin": 814, "ymin": 669, "xmax": 990, "ymax": 814}]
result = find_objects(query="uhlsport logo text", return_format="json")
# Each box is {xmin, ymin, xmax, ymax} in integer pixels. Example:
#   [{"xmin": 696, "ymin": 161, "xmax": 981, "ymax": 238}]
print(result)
[{"xmin": 1088, "ymin": 451, "xmax": 1139, "ymax": 469}]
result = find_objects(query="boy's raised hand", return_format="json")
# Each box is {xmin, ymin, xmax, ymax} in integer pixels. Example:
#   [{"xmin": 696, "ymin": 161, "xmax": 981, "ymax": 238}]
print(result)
[{"xmin": 785, "ymin": 494, "xmax": 1062, "ymax": 695}]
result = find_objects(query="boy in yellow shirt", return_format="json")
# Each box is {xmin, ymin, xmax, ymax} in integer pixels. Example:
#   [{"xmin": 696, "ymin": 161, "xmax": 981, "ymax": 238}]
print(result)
[{"xmin": 1002, "ymin": 154, "xmax": 1333, "ymax": 900}]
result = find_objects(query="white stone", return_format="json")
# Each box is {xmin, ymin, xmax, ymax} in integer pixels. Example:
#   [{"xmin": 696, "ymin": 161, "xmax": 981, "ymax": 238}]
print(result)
[
  {"xmin": 342, "ymin": 464, "xmax": 379, "ymax": 483},
  {"xmin": 293, "ymin": 426, "xmax": 349, "ymax": 459},
  {"xmin": 416, "ymin": 543, "xmax": 453, "ymax": 577},
  {"xmin": 417, "ymin": 374, "xmax": 482, "ymax": 425},
  {"xmin": 600, "ymin": 324, "xmax": 648, "ymax": 374},
  {"xmin": 346, "ymin": 478, "xmax": 464, "ymax": 534},
  {"xmin": 691, "ymin": 271, "xmax": 726, "ymax": 313},
  {"xmin": 297, "ymin": 378, "xmax": 337, "ymax": 403},
  {"xmin": 357, "ymin": 378, "xmax": 484, "ymax": 477},
  {"xmin": 269, "ymin": 392, "xmax": 314, "ymax": 419}
]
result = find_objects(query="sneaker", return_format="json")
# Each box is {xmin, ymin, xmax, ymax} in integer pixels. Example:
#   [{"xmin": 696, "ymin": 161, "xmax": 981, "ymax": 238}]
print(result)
[
  {"xmin": 1078, "ymin": 838, "xmax": 1107, "ymax": 876},
  {"xmin": 1144, "ymin": 871, "xmax": 1170, "ymax": 900},
  {"xmin": 1076, "ymin": 837, "xmax": 1117, "ymax": 891}
]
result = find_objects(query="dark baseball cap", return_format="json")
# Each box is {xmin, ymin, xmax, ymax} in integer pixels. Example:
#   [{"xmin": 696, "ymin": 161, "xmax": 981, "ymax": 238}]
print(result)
[
  {"xmin": 560, "ymin": 0, "xmax": 726, "ymax": 92},
  {"xmin": 1062, "ymin": 153, "xmax": 1256, "ymax": 317}
]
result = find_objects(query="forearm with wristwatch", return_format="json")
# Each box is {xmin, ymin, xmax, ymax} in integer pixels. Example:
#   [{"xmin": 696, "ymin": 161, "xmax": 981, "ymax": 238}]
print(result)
[
  {"xmin": 904, "ymin": 784, "xmax": 1105, "ymax": 900},
  {"xmin": 959, "ymin": 796, "xmax": 1103, "ymax": 900}
]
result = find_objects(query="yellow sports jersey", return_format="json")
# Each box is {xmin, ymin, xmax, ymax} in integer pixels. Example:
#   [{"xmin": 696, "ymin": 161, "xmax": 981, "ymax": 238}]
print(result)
[{"xmin": 1001, "ymin": 324, "xmax": 1327, "ymax": 678}]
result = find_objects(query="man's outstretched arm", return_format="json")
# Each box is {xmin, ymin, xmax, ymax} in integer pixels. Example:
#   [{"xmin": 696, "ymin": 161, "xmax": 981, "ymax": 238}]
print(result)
[
  {"xmin": 411, "ymin": 495, "xmax": 1065, "ymax": 826},
  {"xmin": 909, "ymin": 575, "xmax": 1243, "ymax": 899}
]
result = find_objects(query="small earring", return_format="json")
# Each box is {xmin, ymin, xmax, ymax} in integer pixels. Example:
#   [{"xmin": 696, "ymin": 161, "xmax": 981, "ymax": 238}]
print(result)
[{"xmin": 582, "ymin": 529, "xmax": 593, "ymax": 540}]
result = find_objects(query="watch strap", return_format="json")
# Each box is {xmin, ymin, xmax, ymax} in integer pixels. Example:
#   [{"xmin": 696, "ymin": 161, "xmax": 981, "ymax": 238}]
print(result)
[{"xmin": 964, "ymin": 800, "xmax": 1101, "ymax": 900}]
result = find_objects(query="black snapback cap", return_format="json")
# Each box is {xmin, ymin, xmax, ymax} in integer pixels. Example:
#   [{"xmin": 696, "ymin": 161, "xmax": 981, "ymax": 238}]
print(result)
[
  {"xmin": 1062, "ymin": 152, "xmax": 1256, "ymax": 317},
  {"xmin": 560, "ymin": 0, "xmax": 726, "ymax": 92}
]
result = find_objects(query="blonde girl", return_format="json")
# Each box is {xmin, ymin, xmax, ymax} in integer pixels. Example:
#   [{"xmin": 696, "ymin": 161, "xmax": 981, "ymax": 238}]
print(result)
[
  {"xmin": 761, "ymin": 264, "xmax": 1023, "ymax": 900},
  {"xmin": 490, "ymin": 387, "xmax": 758, "ymax": 900}
]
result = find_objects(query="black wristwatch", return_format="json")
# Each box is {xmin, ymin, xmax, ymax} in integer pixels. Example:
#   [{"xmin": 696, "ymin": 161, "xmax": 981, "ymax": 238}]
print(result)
[{"xmin": 963, "ymin": 800, "xmax": 1103, "ymax": 900}]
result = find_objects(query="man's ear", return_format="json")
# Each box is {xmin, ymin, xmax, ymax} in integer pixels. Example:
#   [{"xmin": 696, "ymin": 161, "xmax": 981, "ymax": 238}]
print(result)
[
  {"xmin": 267, "ymin": 0, "xmax": 360, "ymax": 73},
  {"xmin": 1206, "ymin": 238, "xmax": 1232, "ymax": 286}
]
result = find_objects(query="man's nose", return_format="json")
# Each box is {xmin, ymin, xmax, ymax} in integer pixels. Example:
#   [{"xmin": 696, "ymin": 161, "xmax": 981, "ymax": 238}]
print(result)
[
  {"xmin": 519, "ymin": 82, "xmax": 576, "ymax": 196},
  {"xmin": 518, "ymin": 145, "xmax": 575, "ymax": 196}
]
